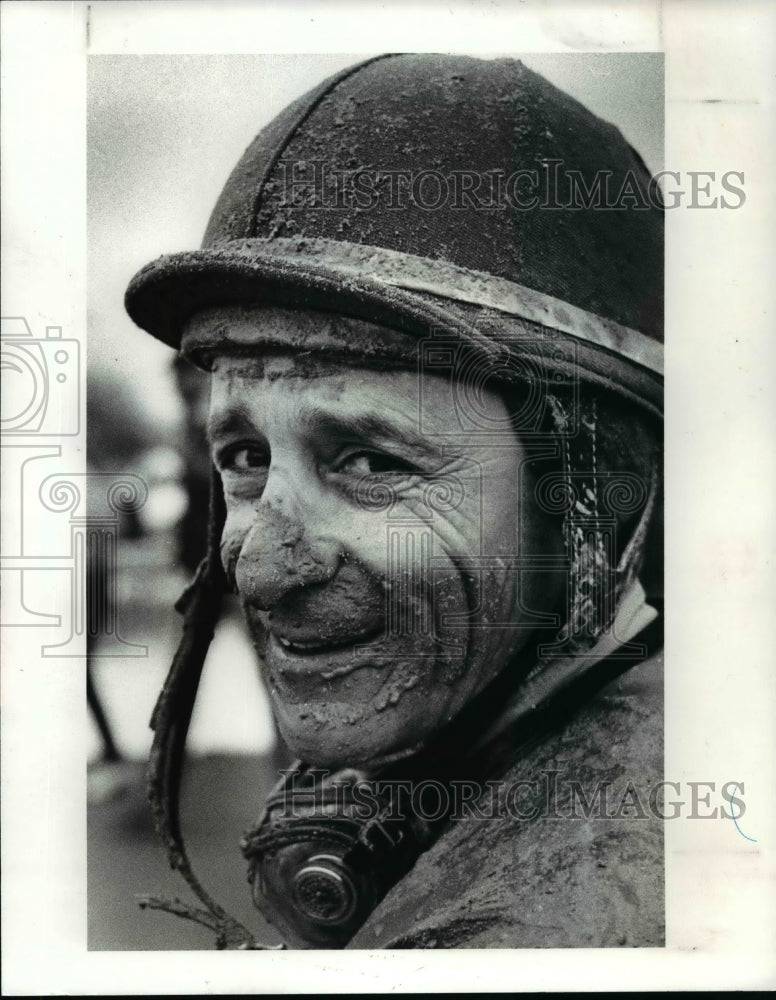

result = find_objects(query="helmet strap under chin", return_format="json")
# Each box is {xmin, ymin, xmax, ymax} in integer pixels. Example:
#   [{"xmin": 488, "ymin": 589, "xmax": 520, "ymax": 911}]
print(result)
[{"xmin": 141, "ymin": 467, "xmax": 282, "ymax": 949}]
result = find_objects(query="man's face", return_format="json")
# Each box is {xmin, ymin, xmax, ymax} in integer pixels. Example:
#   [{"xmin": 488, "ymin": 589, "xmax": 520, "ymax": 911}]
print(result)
[{"xmin": 201, "ymin": 307, "xmax": 562, "ymax": 767}]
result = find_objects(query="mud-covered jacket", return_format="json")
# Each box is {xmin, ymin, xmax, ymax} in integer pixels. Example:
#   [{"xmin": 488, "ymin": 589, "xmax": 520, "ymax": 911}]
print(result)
[{"xmin": 350, "ymin": 651, "xmax": 663, "ymax": 949}]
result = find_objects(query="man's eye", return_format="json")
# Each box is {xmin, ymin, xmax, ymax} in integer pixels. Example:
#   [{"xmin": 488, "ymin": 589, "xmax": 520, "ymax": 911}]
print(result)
[
  {"xmin": 336, "ymin": 451, "xmax": 418, "ymax": 476},
  {"xmin": 219, "ymin": 444, "xmax": 268, "ymax": 473}
]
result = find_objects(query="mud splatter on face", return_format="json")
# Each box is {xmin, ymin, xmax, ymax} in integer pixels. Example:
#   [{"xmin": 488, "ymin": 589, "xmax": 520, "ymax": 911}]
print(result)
[{"xmin": 199, "ymin": 305, "xmax": 564, "ymax": 768}]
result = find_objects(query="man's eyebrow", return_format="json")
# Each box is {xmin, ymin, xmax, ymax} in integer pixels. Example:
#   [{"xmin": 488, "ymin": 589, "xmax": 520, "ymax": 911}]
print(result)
[
  {"xmin": 301, "ymin": 407, "xmax": 443, "ymax": 459},
  {"xmin": 207, "ymin": 405, "xmax": 256, "ymax": 444}
]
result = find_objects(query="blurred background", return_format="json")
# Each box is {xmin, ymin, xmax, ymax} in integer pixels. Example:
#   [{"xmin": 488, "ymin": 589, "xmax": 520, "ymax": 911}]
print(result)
[{"xmin": 86, "ymin": 52, "xmax": 663, "ymax": 950}]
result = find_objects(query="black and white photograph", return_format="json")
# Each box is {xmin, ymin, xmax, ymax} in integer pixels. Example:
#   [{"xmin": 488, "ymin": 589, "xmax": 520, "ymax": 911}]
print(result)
[
  {"xmin": 2, "ymin": 1, "xmax": 774, "ymax": 994},
  {"xmin": 88, "ymin": 48, "xmax": 667, "ymax": 952}
]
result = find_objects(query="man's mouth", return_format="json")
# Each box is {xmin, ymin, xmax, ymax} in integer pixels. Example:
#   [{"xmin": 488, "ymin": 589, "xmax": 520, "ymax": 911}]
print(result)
[{"xmin": 271, "ymin": 625, "xmax": 384, "ymax": 658}]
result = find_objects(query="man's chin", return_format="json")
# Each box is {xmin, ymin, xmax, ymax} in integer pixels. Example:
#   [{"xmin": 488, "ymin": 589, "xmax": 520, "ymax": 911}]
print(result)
[
  {"xmin": 271, "ymin": 693, "xmax": 435, "ymax": 769},
  {"xmin": 257, "ymin": 628, "xmax": 481, "ymax": 767}
]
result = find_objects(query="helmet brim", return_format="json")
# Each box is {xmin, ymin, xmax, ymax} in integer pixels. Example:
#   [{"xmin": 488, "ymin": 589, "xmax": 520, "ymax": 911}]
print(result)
[{"xmin": 125, "ymin": 238, "xmax": 663, "ymax": 418}]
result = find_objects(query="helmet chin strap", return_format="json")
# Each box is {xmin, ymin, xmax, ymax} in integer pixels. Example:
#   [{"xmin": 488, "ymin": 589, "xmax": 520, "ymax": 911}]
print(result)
[{"xmin": 140, "ymin": 468, "xmax": 283, "ymax": 949}]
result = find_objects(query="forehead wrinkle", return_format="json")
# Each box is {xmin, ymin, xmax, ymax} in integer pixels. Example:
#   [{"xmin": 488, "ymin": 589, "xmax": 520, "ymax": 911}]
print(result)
[{"xmin": 300, "ymin": 405, "xmax": 442, "ymax": 459}]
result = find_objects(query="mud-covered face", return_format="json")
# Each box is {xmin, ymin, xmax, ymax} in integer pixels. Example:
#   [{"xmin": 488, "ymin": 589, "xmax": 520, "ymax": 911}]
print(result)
[{"xmin": 201, "ymin": 308, "xmax": 563, "ymax": 768}]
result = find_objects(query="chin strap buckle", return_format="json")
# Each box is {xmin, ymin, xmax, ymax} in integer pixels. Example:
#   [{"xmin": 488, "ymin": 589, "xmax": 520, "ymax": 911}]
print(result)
[{"xmin": 358, "ymin": 815, "xmax": 404, "ymax": 851}]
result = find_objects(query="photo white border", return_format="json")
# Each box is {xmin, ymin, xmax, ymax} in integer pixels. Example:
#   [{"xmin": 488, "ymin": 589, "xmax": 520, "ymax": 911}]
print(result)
[{"xmin": 2, "ymin": 0, "xmax": 775, "ymax": 993}]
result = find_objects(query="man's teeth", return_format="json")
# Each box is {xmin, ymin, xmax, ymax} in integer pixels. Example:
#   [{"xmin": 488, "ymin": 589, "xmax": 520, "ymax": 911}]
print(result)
[
  {"xmin": 277, "ymin": 635, "xmax": 325, "ymax": 651},
  {"xmin": 275, "ymin": 628, "xmax": 381, "ymax": 654}
]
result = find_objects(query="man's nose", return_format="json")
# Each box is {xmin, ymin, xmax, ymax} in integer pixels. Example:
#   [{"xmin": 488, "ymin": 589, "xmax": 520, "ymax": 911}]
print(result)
[{"xmin": 233, "ymin": 500, "xmax": 341, "ymax": 610}]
